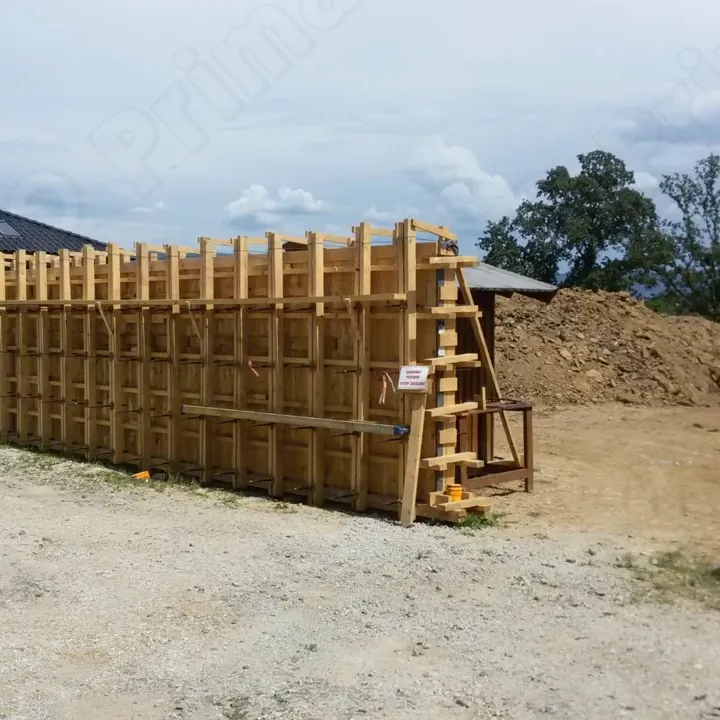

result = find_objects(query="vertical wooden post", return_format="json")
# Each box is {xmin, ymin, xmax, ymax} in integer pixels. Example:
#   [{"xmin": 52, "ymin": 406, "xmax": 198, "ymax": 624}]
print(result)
[
  {"xmin": 233, "ymin": 235, "xmax": 249, "ymax": 488},
  {"xmin": 400, "ymin": 391, "xmax": 428, "ymax": 527},
  {"xmin": 165, "ymin": 244, "xmax": 180, "ymax": 475},
  {"xmin": 353, "ymin": 222, "xmax": 372, "ymax": 511},
  {"xmin": 107, "ymin": 244, "xmax": 122, "ymax": 464},
  {"xmin": 267, "ymin": 232, "xmax": 284, "ymax": 497},
  {"xmin": 136, "ymin": 243, "xmax": 150, "ymax": 469},
  {"xmin": 0, "ymin": 254, "xmax": 7, "ymax": 437},
  {"xmin": 438, "ymin": 265, "xmax": 458, "ymax": 491},
  {"xmin": 199, "ymin": 238, "xmax": 214, "ymax": 483},
  {"xmin": 15, "ymin": 250, "xmax": 27, "ymax": 445},
  {"xmin": 308, "ymin": 231, "xmax": 325, "ymax": 506},
  {"xmin": 523, "ymin": 406, "xmax": 534, "ymax": 492},
  {"xmin": 36, "ymin": 252, "xmax": 49, "ymax": 449},
  {"xmin": 83, "ymin": 246, "xmax": 96, "ymax": 459},
  {"xmin": 59, "ymin": 249, "xmax": 70, "ymax": 451},
  {"xmin": 396, "ymin": 220, "xmax": 418, "ymax": 509}
]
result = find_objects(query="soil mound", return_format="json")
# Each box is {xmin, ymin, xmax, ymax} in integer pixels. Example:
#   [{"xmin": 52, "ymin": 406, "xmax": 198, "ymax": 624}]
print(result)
[{"xmin": 495, "ymin": 289, "xmax": 720, "ymax": 406}]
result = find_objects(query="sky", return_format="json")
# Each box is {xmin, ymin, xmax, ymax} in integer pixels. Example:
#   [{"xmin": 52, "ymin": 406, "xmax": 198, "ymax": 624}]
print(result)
[{"xmin": 2, "ymin": 0, "xmax": 720, "ymax": 253}]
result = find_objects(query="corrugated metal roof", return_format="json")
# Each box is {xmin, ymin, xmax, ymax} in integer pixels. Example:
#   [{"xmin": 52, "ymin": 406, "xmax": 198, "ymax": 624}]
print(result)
[{"xmin": 464, "ymin": 262, "xmax": 557, "ymax": 295}]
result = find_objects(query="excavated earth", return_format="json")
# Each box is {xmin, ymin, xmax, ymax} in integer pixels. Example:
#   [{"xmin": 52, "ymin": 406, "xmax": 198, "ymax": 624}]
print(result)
[{"xmin": 495, "ymin": 289, "xmax": 720, "ymax": 406}]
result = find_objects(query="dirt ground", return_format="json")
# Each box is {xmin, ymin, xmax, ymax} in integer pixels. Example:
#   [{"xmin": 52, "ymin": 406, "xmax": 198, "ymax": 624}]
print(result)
[
  {"xmin": 1, "ymin": 405, "xmax": 719, "ymax": 720},
  {"xmin": 493, "ymin": 404, "xmax": 720, "ymax": 555}
]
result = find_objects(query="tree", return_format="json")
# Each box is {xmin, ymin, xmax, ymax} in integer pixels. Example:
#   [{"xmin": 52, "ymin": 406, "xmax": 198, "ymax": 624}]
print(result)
[
  {"xmin": 477, "ymin": 150, "xmax": 665, "ymax": 291},
  {"xmin": 648, "ymin": 154, "xmax": 720, "ymax": 321}
]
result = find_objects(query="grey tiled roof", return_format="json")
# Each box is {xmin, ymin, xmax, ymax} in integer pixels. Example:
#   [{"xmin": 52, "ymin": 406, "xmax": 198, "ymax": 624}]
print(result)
[{"xmin": 0, "ymin": 209, "xmax": 106, "ymax": 254}]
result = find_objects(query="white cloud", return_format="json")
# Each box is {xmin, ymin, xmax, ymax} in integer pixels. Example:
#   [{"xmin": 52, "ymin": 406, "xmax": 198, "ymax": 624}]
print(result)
[
  {"xmin": 225, "ymin": 185, "xmax": 331, "ymax": 225},
  {"xmin": 361, "ymin": 205, "xmax": 420, "ymax": 224},
  {"xmin": 634, "ymin": 171, "xmax": 660, "ymax": 191},
  {"xmin": 411, "ymin": 138, "xmax": 520, "ymax": 221},
  {"xmin": 130, "ymin": 200, "xmax": 166, "ymax": 214}
]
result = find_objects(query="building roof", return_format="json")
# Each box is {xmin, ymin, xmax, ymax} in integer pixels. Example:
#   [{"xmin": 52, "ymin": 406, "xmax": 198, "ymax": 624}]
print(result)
[
  {"xmin": 464, "ymin": 262, "xmax": 558, "ymax": 300},
  {"xmin": 0, "ymin": 209, "xmax": 106, "ymax": 254}
]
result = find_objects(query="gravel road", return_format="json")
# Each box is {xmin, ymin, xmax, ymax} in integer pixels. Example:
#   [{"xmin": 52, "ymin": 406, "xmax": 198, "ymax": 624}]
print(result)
[{"xmin": 1, "ymin": 446, "xmax": 719, "ymax": 720}]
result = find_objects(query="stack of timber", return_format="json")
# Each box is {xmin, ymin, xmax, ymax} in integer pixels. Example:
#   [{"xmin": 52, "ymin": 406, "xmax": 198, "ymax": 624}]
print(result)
[{"xmin": 0, "ymin": 218, "xmax": 529, "ymax": 524}]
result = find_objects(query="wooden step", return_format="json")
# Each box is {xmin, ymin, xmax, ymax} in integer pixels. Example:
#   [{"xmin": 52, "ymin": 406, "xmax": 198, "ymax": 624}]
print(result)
[
  {"xmin": 426, "ymin": 401, "xmax": 478, "ymax": 418},
  {"xmin": 420, "ymin": 451, "xmax": 477, "ymax": 470},
  {"xmin": 424, "ymin": 353, "xmax": 478, "ymax": 368},
  {"xmin": 428, "ymin": 305, "xmax": 480, "ymax": 316}
]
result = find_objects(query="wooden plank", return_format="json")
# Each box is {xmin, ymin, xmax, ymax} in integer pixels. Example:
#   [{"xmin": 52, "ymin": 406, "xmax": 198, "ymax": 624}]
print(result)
[
  {"xmin": 35, "ymin": 252, "xmax": 49, "ymax": 447},
  {"xmin": 59, "ymin": 249, "xmax": 70, "ymax": 451},
  {"xmin": 464, "ymin": 467, "xmax": 529, "ymax": 490},
  {"xmin": 353, "ymin": 222, "xmax": 372, "ymax": 511},
  {"xmin": 136, "ymin": 243, "xmax": 151, "ymax": 469},
  {"xmin": 83, "ymin": 246, "xmax": 96, "ymax": 460},
  {"xmin": 107, "ymin": 244, "xmax": 122, "ymax": 464},
  {"xmin": 268, "ymin": 232, "xmax": 284, "ymax": 497},
  {"xmin": 181, "ymin": 405, "xmax": 407, "ymax": 435},
  {"xmin": 15, "ymin": 251, "xmax": 28, "ymax": 445},
  {"xmin": 165, "ymin": 244, "xmax": 180, "ymax": 475},
  {"xmin": 432, "ymin": 495, "xmax": 491, "ymax": 512},
  {"xmin": 523, "ymin": 406, "xmax": 534, "ymax": 492},
  {"xmin": 426, "ymin": 401, "xmax": 478, "ymax": 418},
  {"xmin": 420, "ymin": 451, "xmax": 476, "ymax": 469},
  {"xmin": 199, "ymin": 238, "xmax": 214, "ymax": 482},
  {"xmin": 424, "ymin": 353, "xmax": 478, "ymax": 368},
  {"xmin": 428, "ymin": 305, "xmax": 479, "ymax": 316},
  {"xmin": 410, "ymin": 219, "xmax": 457, "ymax": 241},
  {"xmin": 0, "ymin": 293, "xmax": 407, "ymax": 308},
  {"xmin": 400, "ymin": 392, "xmax": 427, "ymax": 527},
  {"xmin": 308, "ymin": 232, "xmax": 325, "ymax": 506},
  {"xmin": 234, "ymin": 235, "xmax": 249, "ymax": 490}
]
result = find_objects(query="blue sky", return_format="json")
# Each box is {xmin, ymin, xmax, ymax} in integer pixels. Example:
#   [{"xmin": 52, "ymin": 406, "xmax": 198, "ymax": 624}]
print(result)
[{"xmin": 2, "ymin": 0, "xmax": 720, "ymax": 253}]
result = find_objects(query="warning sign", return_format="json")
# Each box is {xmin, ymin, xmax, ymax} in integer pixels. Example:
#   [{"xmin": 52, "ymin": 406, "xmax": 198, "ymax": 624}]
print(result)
[{"xmin": 397, "ymin": 365, "xmax": 430, "ymax": 392}]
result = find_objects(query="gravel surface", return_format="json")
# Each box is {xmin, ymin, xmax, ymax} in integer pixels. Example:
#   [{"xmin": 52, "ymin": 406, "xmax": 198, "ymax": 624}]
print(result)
[{"xmin": 1, "ymin": 446, "xmax": 719, "ymax": 720}]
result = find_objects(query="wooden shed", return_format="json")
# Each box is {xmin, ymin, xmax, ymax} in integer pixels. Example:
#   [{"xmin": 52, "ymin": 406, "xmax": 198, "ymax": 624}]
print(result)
[{"xmin": 455, "ymin": 263, "xmax": 557, "ymax": 491}]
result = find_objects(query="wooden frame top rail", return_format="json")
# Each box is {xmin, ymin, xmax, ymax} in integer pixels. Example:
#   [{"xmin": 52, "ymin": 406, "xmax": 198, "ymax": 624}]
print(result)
[
  {"xmin": 181, "ymin": 405, "xmax": 411, "ymax": 436},
  {"xmin": 0, "ymin": 293, "xmax": 407, "ymax": 309}
]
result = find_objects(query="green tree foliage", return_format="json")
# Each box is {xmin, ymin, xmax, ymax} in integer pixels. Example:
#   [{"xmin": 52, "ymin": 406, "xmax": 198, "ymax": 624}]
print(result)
[
  {"xmin": 647, "ymin": 154, "xmax": 720, "ymax": 321},
  {"xmin": 477, "ymin": 150, "xmax": 664, "ymax": 291}
]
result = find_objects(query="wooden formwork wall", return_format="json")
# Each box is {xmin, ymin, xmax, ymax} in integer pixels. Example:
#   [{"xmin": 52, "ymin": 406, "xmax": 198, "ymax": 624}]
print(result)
[{"xmin": 0, "ymin": 219, "xmax": 486, "ymax": 520}]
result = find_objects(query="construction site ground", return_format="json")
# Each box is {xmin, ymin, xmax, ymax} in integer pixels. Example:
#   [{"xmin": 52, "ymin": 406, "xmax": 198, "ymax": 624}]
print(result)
[{"xmin": 2, "ymin": 403, "xmax": 719, "ymax": 720}]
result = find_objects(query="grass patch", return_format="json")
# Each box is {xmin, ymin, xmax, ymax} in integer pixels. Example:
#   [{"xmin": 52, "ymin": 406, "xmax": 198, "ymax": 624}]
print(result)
[
  {"xmin": 620, "ymin": 549, "xmax": 720, "ymax": 610},
  {"xmin": 458, "ymin": 512, "xmax": 503, "ymax": 532}
]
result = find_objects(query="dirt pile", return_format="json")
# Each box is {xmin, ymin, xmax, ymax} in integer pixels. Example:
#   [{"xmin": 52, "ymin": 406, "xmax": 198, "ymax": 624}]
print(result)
[{"xmin": 495, "ymin": 289, "xmax": 720, "ymax": 406}]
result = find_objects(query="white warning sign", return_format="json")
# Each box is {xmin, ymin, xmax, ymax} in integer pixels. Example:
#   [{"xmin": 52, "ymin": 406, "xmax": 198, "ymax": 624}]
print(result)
[{"xmin": 397, "ymin": 365, "xmax": 430, "ymax": 392}]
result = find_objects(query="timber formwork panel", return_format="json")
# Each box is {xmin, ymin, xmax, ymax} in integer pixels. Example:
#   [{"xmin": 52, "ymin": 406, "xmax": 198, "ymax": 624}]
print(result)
[{"xmin": 0, "ymin": 220, "xmax": 530, "ymax": 523}]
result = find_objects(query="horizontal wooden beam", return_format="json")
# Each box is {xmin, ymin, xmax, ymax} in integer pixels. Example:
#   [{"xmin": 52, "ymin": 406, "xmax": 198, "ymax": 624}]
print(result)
[
  {"xmin": 181, "ymin": 405, "xmax": 410, "ymax": 436},
  {"xmin": 410, "ymin": 219, "xmax": 457, "ymax": 241},
  {"xmin": 0, "ymin": 293, "xmax": 407, "ymax": 309}
]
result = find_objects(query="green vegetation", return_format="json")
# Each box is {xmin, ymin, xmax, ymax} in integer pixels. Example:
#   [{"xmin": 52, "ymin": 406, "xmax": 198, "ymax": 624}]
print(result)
[
  {"xmin": 478, "ymin": 151, "xmax": 720, "ymax": 322},
  {"xmin": 618, "ymin": 549, "xmax": 720, "ymax": 610}
]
